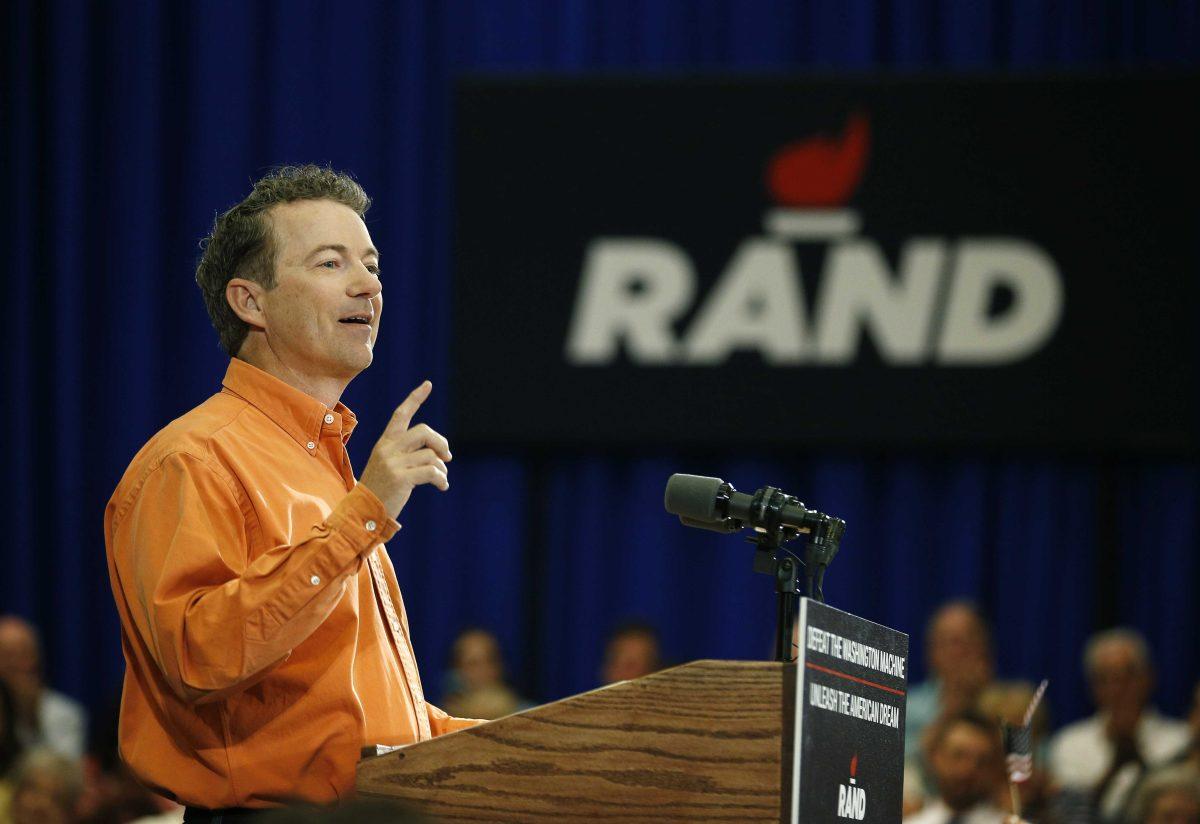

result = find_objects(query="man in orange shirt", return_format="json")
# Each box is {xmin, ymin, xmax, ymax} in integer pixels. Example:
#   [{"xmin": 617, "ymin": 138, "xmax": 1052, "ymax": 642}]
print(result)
[{"xmin": 104, "ymin": 166, "xmax": 478, "ymax": 818}]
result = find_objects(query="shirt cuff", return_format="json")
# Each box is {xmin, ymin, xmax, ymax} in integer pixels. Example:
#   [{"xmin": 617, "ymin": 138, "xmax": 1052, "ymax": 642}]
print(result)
[{"xmin": 327, "ymin": 484, "xmax": 402, "ymax": 551}]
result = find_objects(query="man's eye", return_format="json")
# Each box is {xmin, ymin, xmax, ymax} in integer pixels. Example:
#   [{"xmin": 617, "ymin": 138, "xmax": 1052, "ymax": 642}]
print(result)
[
  {"xmin": 320, "ymin": 260, "xmax": 338, "ymax": 269},
  {"xmin": 367, "ymin": 265, "xmax": 381, "ymax": 277}
]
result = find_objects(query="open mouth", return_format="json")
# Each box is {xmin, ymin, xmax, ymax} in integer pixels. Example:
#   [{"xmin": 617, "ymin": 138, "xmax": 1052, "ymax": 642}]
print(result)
[{"xmin": 339, "ymin": 313, "xmax": 372, "ymax": 326}]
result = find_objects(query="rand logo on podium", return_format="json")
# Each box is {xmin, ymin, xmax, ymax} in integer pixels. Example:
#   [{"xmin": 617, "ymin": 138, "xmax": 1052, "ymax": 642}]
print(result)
[
  {"xmin": 791, "ymin": 598, "xmax": 910, "ymax": 823},
  {"xmin": 662, "ymin": 473, "xmax": 909, "ymax": 821}
]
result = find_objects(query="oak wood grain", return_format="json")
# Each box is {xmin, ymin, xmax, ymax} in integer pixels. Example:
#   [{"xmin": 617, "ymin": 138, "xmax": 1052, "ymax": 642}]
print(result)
[{"xmin": 357, "ymin": 660, "xmax": 790, "ymax": 823}]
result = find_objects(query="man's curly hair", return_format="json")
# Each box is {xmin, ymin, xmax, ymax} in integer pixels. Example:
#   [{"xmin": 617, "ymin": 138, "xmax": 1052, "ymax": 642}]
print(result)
[{"xmin": 195, "ymin": 165, "xmax": 372, "ymax": 356}]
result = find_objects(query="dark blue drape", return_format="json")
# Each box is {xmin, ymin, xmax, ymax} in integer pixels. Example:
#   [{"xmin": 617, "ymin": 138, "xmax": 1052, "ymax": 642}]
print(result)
[{"xmin": 4, "ymin": 0, "xmax": 1198, "ymax": 736}]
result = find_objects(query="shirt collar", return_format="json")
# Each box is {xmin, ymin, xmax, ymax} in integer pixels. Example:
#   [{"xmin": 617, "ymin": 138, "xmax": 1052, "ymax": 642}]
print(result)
[{"xmin": 221, "ymin": 358, "xmax": 359, "ymax": 448}]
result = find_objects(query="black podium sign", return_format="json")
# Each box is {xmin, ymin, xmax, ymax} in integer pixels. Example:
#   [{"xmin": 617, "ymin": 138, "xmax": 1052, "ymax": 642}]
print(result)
[{"xmin": 792, "ymin": 599, "xmax": 909, "ymax": 823}]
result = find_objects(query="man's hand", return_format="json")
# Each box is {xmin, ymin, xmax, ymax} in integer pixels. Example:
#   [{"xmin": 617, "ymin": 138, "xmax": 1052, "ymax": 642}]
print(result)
[{"xmin": 358, "ymin": 381, "xmax": 452, "ymax": 518}]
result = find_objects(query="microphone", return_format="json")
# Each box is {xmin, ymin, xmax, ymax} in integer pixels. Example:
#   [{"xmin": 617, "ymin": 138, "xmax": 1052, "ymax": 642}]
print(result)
[
  {"xmin": 663, "ymin": 473, "xmax": 826, "ymax": 535},
  {"xmin": 665, "ymin": 473, "xmax": 847, "ymax": 633}
]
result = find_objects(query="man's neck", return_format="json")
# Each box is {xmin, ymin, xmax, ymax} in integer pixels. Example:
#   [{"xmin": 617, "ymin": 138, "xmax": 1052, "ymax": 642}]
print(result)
[{"xmin": 236, "ymin": 342, "xmax": 348, "ymax": 409}]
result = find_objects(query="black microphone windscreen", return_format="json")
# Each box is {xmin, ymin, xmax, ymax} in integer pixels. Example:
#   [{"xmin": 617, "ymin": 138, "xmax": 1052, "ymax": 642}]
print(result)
[{"xmin": 664, "ymin": 474, "xmax": 726, "ymax": 522}]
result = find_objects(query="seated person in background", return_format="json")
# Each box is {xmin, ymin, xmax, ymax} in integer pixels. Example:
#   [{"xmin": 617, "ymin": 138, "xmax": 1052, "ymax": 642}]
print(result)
[
  {"xmin": 1116, "ymin": 682, "xmax": 1200, "ymax": 824},
  {"xmin": 600, "ymin": 621, "xmax": 662, "ymax": 685},
  {"xmin": 903, "ymin": 760, "xmax": 929, "ymax": 818},
  {"xmin": 906, "ymin": 602, "xmax": 996, "ymax": 761},
  {"xmin": 904, "ymin": 711, "xmax": 1008, "ymax": 824},
  {"xmin": 73, "ymin": 693, "xmax": 180, "ymax": 824},
  {"xmin": 0, "ymin": 680, "xmax": 25, "ymax": 818},
  {"xmin": 906, "ymin": 601, "xmax": 996, "ymax": 800},
  {"xmin": 440, "ymin": 629, "xmax": 533, "ymax": 720},
  {"xmin": 1124, "ymin": 765, "xmax": 1200, "ymax": 824},
  {"xmin": 1049, "ymin": 628, "xmax": 1190, "ymax": 822},
  {"xmin": 0, "ymin": 617, "xmax": 87, "ymax": 760},
  {"xmin": 5, "ymin": 748, "xmax": 84, "ymax": 824},
  {"xmin": 1168, "ymin": 681, "xmax": 1200, "ymax": 771}
]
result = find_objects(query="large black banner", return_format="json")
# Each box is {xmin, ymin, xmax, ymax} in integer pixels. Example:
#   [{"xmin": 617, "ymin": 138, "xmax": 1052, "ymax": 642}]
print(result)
[{"xmin": 452, "ymin": 76, "xmax": 1199, "ymax": 449}]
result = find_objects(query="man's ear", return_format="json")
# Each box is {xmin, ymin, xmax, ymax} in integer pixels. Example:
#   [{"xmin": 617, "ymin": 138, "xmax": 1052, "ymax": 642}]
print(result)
[{"xmin": 226, "ymin": 278, "xmax": 267, "ymax": 330}]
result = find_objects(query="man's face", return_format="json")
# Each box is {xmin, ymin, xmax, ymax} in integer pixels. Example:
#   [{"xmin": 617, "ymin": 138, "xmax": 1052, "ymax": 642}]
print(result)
[
  {"xmin": 928, "ymin": 606, "xmax": 991, "ymax": 682},
  {"xmin": 602, "ymin": 634, "xmax": 660, "ymax": 684},
  {"xmin": 1089, "ymin": 641, "xmax": 1151, "ymax": 717},
  {"xmin": 0, "ymin": 619, "xmax": 41, "ymax": 706},
  {"xmin": 929, "ymin": 722, "xmax": 1001, "ymax": 812},
  {"xmin": 252, "ymin": 199, "xmax": 383, "ymax": 381},
  {"xmin": 454, "ymin": 632, "xmax": 503, "ymax": 691}
]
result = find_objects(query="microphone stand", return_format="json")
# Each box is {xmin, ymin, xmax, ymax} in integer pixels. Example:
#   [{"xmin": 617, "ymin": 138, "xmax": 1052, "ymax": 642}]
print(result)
[
  {"xmin": 752, "ymin": 532, "xmax": 802, "ymax": 663},
  {"xmin": 744, "ymin": 486, "xmax": 845, "ymax": 663}
]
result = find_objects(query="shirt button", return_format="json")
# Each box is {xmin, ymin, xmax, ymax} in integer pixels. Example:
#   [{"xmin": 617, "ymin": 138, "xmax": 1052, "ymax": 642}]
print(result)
[
  {"xmin": 310, "ymin": 575, "xmax": 321, "ymax": 586},
  {"xmin": 306, "ymin": 441, "xmax": 316, "ymax": 450},
  {"xmin": 365, "ymin": 520, "xmax": 377, "ymax": 532},
  {"xmin": 324, "ymin": 414, "xmax": 335, "ymax": 425}
]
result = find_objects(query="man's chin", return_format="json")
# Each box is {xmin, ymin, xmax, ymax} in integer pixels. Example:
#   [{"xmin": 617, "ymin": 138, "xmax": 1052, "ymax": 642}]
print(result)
[
  {"xmin": 323, "ymin": 349, "xmax": 373, "ymax": 381},
  {"xmin": 941, "ymin": 790, "xmax": 981, "ymax": 813},
  {"xmin": 346, "ymin": 350, "xmax": 374, "ymax": 373}
]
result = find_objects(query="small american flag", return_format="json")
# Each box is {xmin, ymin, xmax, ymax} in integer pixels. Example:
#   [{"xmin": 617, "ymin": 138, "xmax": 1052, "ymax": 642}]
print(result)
[
  {"xmin": 1003, "ymin": 722, "xmax": 1034, "ymax": 782},
  {"xmin": 1002, "ymin": 679, "xmax": 1048, "ymax": 784}
]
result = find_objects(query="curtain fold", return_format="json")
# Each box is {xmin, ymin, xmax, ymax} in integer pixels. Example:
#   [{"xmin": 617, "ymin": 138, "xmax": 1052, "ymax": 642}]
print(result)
[{"xmin": 3, "ymin": 0, "xmax": 1197, "ymax": 731}]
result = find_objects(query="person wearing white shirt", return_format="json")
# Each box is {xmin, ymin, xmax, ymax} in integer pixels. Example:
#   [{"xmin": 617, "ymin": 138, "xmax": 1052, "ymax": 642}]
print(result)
[
  {"xmin": 0, "ymin": 616, "xmax": 87, "ymax": 760},
  {"xmin": 1049, "ymin": 627, "xmax": 1190, "ymax": 821},
  {"xmin": 906, "ymin": 602, "xmax": 995, "ymax": 762}
]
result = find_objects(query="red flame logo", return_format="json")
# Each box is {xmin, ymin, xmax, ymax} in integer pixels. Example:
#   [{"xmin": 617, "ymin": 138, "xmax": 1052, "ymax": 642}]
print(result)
[
  {"xmin": 766, "ymin": 113, "xmax": 870, "ymax": 207},
  {"xmin": 850, "ymin": 753, "xmax": 858, "ymax": 778}
]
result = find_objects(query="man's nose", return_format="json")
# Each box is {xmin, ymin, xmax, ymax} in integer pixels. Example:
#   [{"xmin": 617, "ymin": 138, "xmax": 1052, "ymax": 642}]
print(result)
[{"xmin": 348, "ymin": 265, "xmax": 382, "ymax": 299}]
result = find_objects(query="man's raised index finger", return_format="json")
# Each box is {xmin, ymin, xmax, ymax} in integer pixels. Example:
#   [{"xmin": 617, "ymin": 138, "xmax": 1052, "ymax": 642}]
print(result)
[{"xmin": 391, "ymin": 380, "xmax": 432, "ymax": 431}]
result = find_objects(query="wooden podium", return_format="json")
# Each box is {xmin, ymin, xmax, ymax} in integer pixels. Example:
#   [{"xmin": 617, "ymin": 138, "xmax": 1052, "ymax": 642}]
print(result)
[{"xmin": 357, "ymin": 660, "xmax": 795, "ymax": 822}]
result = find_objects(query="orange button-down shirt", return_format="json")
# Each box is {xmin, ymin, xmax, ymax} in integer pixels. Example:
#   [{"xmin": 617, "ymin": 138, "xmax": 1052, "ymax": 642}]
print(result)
[{"xmin": 104, "ymin": 359, "xmax": 475, "ymax": 808}]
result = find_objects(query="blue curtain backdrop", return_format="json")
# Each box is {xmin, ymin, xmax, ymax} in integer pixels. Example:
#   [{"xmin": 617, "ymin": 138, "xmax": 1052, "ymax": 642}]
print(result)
[{"xmin": 3, "ymin": 0, "xmax": 1199, "ymax": 736}]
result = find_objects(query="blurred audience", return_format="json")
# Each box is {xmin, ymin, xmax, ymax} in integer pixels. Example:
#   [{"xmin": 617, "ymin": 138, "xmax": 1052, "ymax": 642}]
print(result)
[
  {"xmin": 1125, "ymin": 765, "xmax": 1200, "ymax": 824},
  {"xmin": 440, "ymin": 628, "xmax": 532, "ymax": 720},
  {"xmin": 258, "ymin": 798, "xmax": 433, "ymax": 823},
  {"xmin": 0, "ymin": 680, "xmax": 23, "ymax": 818},
  {"xmin": 977, "ymin": 681, "xmax": 1050, "ymax": 740},
  {"xmin": 1049, "ymin": 628, "xmax": 1189, "ymax": 822},
  {"xmin": 75, "ymin": 693, "xmax": 180, "ymax": 824},
  {"xmin": 976, "ymin": 681, "xmax": 1056, "ymax": 822},
  {"xmin": 5, "ymin": 748, "xmax": 83, "ymax": 824},
  {"xmin": 0, "ymin": 617, "xmax": 87, "ymax": 760},
  {"xmin": 1167, "ymin": 682, "xmax": 1200, "ymax": 771},
  {"xmin": 906, "ymin": 602, "xmax": 996, "ymax": 761},
  {"xmin": 904, "ymin": 710, "xmax": 1008, "ymax": 824},
  {"xmin": 601, "ymin": 621, "xmax": 662, "ymax": 685},
  {"xmin": 906, "ymin": 601, "xmax": 996, "ymax": 801},
  {"xmin": 3, "ymin": 605, "xmax": 1197, "ymax": 824},
  {"xmin": 903, "ymin": 759, "xmax": 928, "ymax": 817},
  {"xmin": 1113, "ymin": 683, "xmax": 1200, "ymax": 824}
]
